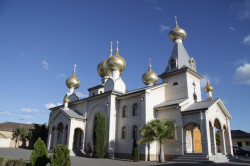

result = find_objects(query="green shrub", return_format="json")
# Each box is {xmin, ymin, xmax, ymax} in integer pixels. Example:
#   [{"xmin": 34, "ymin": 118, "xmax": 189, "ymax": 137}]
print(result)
[
  {"xmin": 30, "ymin": 137, "xmax": 48, "ymax": 166},
  {"xmin": 94, "ymin": 112, "xmax": 106, "ymax": 158},
  {"xmin": 50, "ymin": 144, "xmax": 71, "ymax": 166},
  {"xmin": 0, "ymin": 156, "xmax": 14, "ymax": 166},
  {"xmin": 132, "ymin": 139, "xmax": 140, "ymax": 162},
  {"xmin": 6, "ymin": 159, "xmax": 26, "ymax": 166}
]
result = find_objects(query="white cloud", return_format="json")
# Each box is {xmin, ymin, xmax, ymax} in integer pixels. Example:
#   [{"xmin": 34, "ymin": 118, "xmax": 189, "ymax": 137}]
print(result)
[
  {"xmin": 242, "ymin": 35, "xmax": 250, "ymax": 46},
  {"xmin": 233, "ymin": 58, "xmax": 248, "ymax": 66},
  {"xmin": 229, "ymin": 27, "xmax": 235, "ymax": 31},
  {"xmin": 21, "ymin": 115, "xmax": 34, "ymax": 120},
  {"xmin": 230, "ymin": 1, "xmax": 250, "ymax": 19},
  {"xmin": 0, "ymin": 111, "xmax": 11, "ymax": 115},
  {"xmin": 160, "ymin": 25, "xmax": 170, "ymax": 32},
  {"xmin": 239, "ymin": 0, "xmax": 250, "ymax": 19},
  {"xmin": 75, "ymin": 91, "xmax": 88, "ymax": 98},
  {"xmin": 45, "ymin": 103, "xmax": 62, "ymax": 109},
  {"xmin": 21, "ymin": 108, "xmax": 40, "ymax": 113},
  {"xmin": 234, "ymin": 63, "xmax": 250, "ymax": 85},
  {"xmin": 42, "ymin": 61, "xmax": 49, "ymax": 70},
  {"xmin": 57, "ymin": 74, "xmax": 66, "ymax": 79},
  {"xmin": 155, "ymin": 6, "xmax": 162, "ymax": 11}
]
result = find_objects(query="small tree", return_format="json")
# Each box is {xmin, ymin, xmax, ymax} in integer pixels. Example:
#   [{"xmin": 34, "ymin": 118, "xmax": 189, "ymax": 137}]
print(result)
[
  {"xmin": 30, "ymin": 137, "xmax": 48, "ymax": 166},
  {"xmin": 12, "ymin": 127, "xmax": 25, "ymax": 148},
  {"xmin": 94, "ymin": 112, "xmax": 107, "ymax": 158},
  {"xmin": 132, "ymin": 139, "xmax": 140, "ymax": 162},
  {"xmin": 138, "ymin": 125, "xmax": 154, "ymax": 161},
  {"xmin": 138, "ymin": 118, "xmax": 175, "ymax": 163},
  {"xmin": 50, "ymin": 144, "xmax": 71, "ymax": 166}
]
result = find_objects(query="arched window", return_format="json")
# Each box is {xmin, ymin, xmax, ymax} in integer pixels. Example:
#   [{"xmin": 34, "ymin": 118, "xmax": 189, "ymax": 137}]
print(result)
[
  {"xmin": 122, "ymin": 126, "xmax": 127, "ymax": 139},
  {"xmin": 132, "ymin": 103, "xmax": 138, "ymax": 116},
  {"xmin": 173, "ymin": 82, "xmax": 179, "ymax": 86},
  {"xmin": 132, "ymin": 125, "xmax": 138, "ymax": 140},
  {"xmin": 122, "ymin": 105, "xmax": 128, "ymax": 118}
]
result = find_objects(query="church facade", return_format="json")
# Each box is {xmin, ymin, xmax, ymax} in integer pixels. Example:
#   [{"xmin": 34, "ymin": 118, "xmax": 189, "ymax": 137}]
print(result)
[{"xmin": 47, "ymin": 20, "xmax": 233, "ymax": 161}]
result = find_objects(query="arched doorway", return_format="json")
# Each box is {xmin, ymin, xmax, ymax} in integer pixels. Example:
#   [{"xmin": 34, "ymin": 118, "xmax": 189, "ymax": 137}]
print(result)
[
  {"xmin": 214, "ymin": 119, "xmax": 221, "ymax": 153},
  {"xmin": 186, "ymin": 129, "xmax": 192, "ymax": 153},
  {"xmin": 73, "ymin": 128, "xmax": 83, "ymax": 149},
  {"xmin": 57, "ymin": 123, "xmax": 64, "ymax": 145},
  {"xmin": 193, "ymin": 127, "xmax": 202, "ymax": 153},
  {"xmin": 184, "ymin": 123, "xmax": 202, "ymax": 154}
]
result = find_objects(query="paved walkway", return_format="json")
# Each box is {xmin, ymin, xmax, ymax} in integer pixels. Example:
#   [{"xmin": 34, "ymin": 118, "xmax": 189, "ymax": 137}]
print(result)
[{"xmin": 1, "ymin": 148, "xmax": 250, "ymax": 166}]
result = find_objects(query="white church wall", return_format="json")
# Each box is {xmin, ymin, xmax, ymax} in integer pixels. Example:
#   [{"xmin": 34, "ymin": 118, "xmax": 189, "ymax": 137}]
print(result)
[
  {"xmin": 207, "ymin": 103, "xmax": 227, "ymax": 128},
  {"xmin": 115, "ymin": 95, "xmax": 144, "ymax": 155},
  {"xmin": 162, "ymin": 72, "xmax": 188, "ymax": 101},
  {"xmin": 186, "ymin": 72, "xmax": 202, "ymax": 103},
  {"xmin": 157, "ymin": 109, "xmax": 183, "ymax": 155}
]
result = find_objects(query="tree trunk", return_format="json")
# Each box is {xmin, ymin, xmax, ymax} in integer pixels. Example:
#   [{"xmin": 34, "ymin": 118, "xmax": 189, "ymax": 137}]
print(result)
[
  {"xmin": 147, "ymin": 143, "xmax": 150, "ymax": 161},
  {"xmin": 159, "ymin": 142, "xmax": 165, "ymax": 163}
]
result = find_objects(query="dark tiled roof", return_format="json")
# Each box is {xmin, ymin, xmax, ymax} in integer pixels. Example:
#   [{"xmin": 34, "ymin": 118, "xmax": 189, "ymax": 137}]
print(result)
[
  {"xmin": 0, "ymin": 122, "xmax": 42, "ymax": 131},
  {"xmin": 231, "ymin": 130, "xmax": 250, "ymax": 139},
  {"xmin": 154, "ymin": 98, "xmax": 188, "ymax": 109},
  {"xmin": 183, "ymin": 98, "xmax": 219, "ymax": 112},
  {"xmin": 62, "ymin": 108, "xmax": 84, "ymax": 119}
]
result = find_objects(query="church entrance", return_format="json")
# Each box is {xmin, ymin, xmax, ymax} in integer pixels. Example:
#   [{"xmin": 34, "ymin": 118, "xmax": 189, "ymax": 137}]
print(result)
[
  {"xmin": 73, "ymin": 128, "xmax": 83, "ymax": 149},
  {"xmin": 193, "ymin": 128, "xmax": 202, "ymax": 153},
  {"xmin": 184, "ymin": 123, "xmax": 202, "ymax": 154}
]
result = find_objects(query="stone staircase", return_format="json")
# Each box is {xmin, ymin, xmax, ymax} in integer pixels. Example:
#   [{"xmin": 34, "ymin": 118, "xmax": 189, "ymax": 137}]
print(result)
[
  {"xmin": 174, "ymin": 154, "xmax": 211, "ymax": 163},
  {"xmin": 174, "ymin": 153, "xmax": 235, "ymax": 163},
  {"xmin": 71, "ymin": 148, "xmax": 85, "ymax": 157}
]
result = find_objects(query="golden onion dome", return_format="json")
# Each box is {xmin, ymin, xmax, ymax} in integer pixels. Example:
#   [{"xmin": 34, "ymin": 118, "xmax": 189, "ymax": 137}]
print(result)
[
  {"xmin": 107, "ymin": 46, "xmax": 126, "ymax": 72},
  {"xmin": 63, "ymin": 94, "xmax": 70, "ymax": 103},
  {"xmin": 142, "ymin": 65, "xmax": 158, "ymax": 86},
  {"xmin": 66, "ymin": 65, "xmax": 80, "ymax": 89},
  {"xmin": 97, "ymin": 59, "xmax": 112, "ymax": 78},
  {"xmin": 204, "ymin": 80, "xmax": 213, "ymax": 93},
  {"xmin": 169, "ymin": 16, "xmax": 187, "ymax": 42}
]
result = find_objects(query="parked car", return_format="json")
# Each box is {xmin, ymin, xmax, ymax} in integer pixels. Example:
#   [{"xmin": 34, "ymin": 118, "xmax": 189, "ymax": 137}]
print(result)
[{"xmin": 233, "ymin": 146, "xmax": 250, "ymax": 157}]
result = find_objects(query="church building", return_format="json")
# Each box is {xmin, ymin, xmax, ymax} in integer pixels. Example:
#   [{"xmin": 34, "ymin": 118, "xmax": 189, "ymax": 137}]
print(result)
[{"xmin": 47, "ymin": 19, "xmax": 233, "ymax": 161}]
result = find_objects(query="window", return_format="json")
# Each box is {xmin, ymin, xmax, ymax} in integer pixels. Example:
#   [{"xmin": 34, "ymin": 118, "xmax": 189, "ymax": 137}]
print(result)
[
  {"xmin": 246, "ymin": 141, "xmax": 250, "ymax": 146},
  {"xmin": 122, "ymin": 105, "xmax": 128, "ymax": 118},
  {"xmin": 132, "ymin": 125, "xmax": 138, "ymax": 140},
  {"xmin": 169, "ymin": 58, "xmax": 177, "ymax": 70},
  {"xmin": 92, "ymin": 92, "xmax": 95, "ymax": 96},
  {"xmin": 132, "ymin": 103, "xmax": 138, "ymax": 116},
  {"xmin": 122, "ymin": 126, "xmax": 127, "ymax": 139},
  {"xmin": 173, "ymin": 82, "xmax": 179, "ymax": 86}
]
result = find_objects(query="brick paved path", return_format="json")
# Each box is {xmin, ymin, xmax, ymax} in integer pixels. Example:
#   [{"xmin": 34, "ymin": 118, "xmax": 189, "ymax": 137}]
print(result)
[{"xmin": 1, "ymin": 148, "xmax": 250, "ymax": 166}]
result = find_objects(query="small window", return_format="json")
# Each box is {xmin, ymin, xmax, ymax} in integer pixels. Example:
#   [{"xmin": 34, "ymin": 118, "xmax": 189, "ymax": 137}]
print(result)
[
  {"xmin": 132, "ymin": 103, "xmax": 138, "ymax": 116},
  {"xmin": 173, "ymin": 82, "xmax": 179, "ymax": 86},
  {"xmin": 122, "ymin": 105, "xmax": 128, "ymax": 118},
  {"xmin": 132, "ymin": 125, "xmax": 138, "ymax": 140},
  {"xmin": 100, "ymin": 91, "xmax": 103, "ymax": 94},
  {"xmin": 169, "ymin": 58, "xmax": 177, "ymax": 70},
  {"xmin": 122, "ymin": 126, "xmax": 127, "ymax": 139},
  {"xmin": 92, "ymin": 92, "xmax": 95, "ymax": 96}
]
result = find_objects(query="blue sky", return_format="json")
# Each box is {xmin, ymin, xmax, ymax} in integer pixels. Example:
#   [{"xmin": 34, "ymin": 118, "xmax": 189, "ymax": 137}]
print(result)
[{"xmin": 0, "ymin": 0, "xmax": 250, "ymax": 132}]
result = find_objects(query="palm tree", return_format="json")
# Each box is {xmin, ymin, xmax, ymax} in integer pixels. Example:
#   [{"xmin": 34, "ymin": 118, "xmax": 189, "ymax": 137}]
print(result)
[
  {"xmin": 12, "ymin": 127, "xmax": 24, "ymax": 148},
  {"xmin": 138, "ymin": 124, "xmax": 154, "ymax": 161},
  {"xmin": 138, "ymin": 118, "xmax": 175, "ymax": 163}
]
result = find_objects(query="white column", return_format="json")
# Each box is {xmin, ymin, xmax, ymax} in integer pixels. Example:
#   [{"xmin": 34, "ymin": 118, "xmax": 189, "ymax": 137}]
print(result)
[
  {"xmin": 211, "ymin": 127, "xmax": 217, "ymax": 155},
  {"xmin": 47, "ymin": 123, "xmax": 52, "ymax": 150},
  {"xmin": 226, "ymin": 118, "xmax": 233, "ymax": 155},
  {"xmin": 220, "ymin": 129, "xmax": 226, "ymax": 155},
  {"xmin": 107, "ymin": 94, "xmax": 117, "ymax": 157}
]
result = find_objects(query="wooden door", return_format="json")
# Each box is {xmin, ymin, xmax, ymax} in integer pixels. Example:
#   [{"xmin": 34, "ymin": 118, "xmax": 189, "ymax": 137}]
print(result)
[{"xmin": 193, "ymin": 129, "xmax": 202, "ymax": 153}]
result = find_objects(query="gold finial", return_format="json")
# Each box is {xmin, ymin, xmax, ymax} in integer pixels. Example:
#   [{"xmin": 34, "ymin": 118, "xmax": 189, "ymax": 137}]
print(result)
[
  {"xmin": 109, "ymin": 41, "xmax": 113, "ymax": 57},
  {"xmin": 116, "ymin": 41, "xmax": 119, "ymax": 51},
  {"xmin": 175, "ymin": 16, "xmax": 178, "ymax": 27},
  {"xmin": 64, "ymin": 94, "xmax": 70, "ymax": 103}
]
